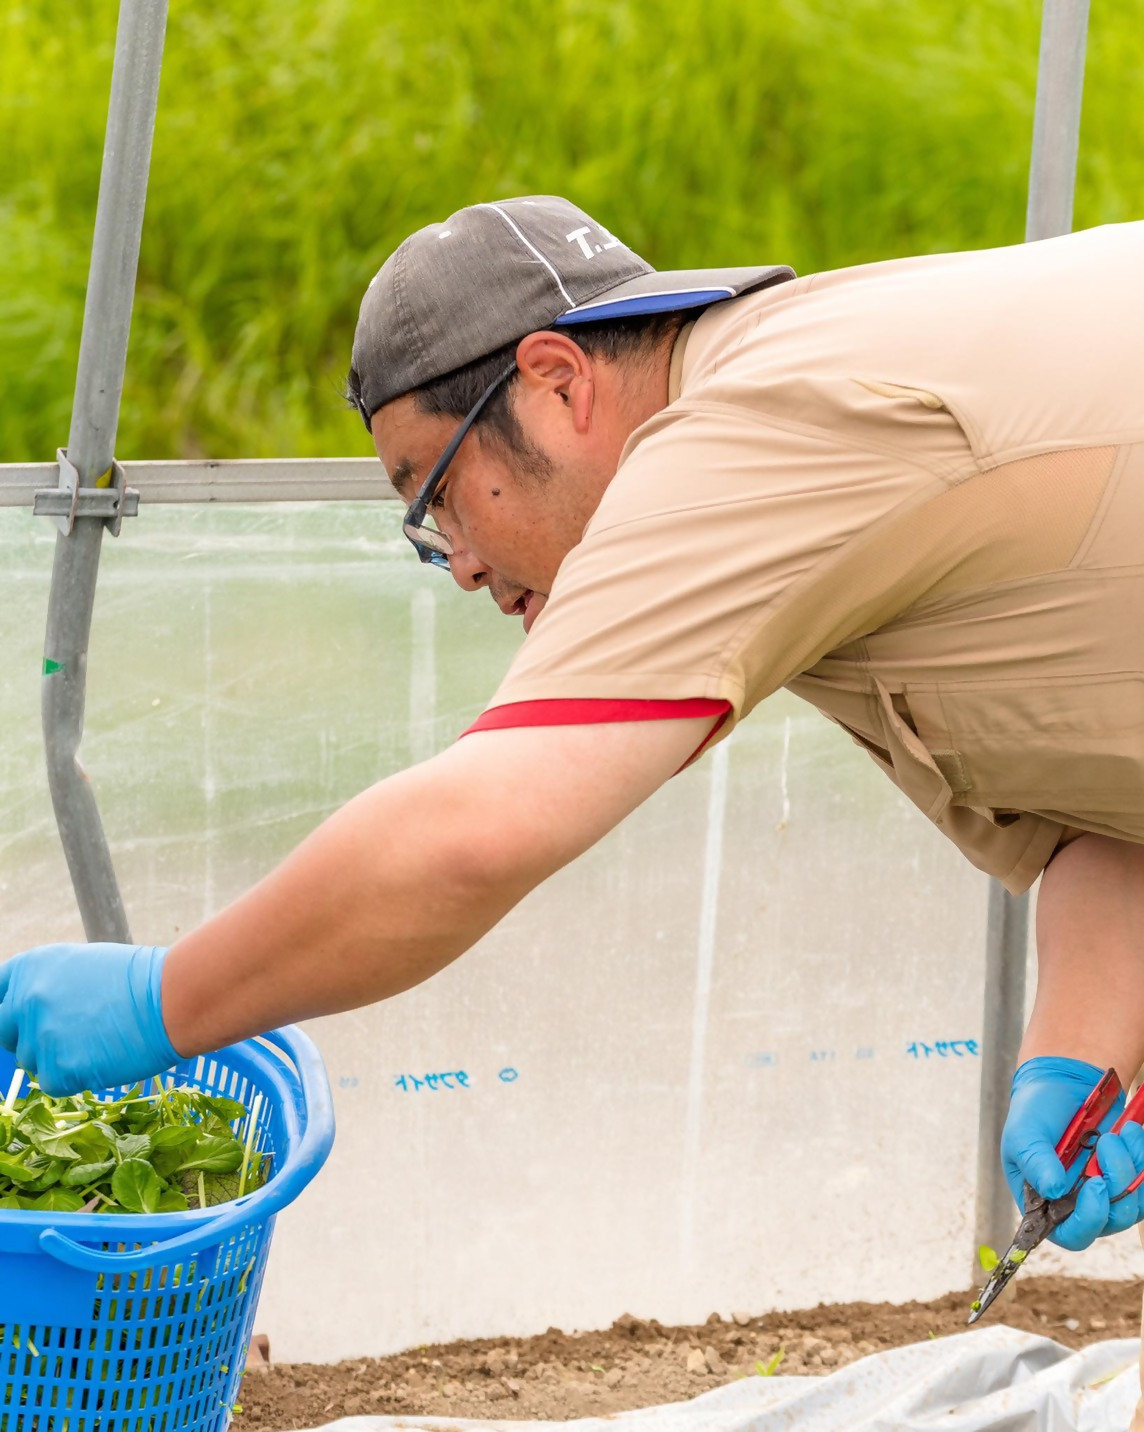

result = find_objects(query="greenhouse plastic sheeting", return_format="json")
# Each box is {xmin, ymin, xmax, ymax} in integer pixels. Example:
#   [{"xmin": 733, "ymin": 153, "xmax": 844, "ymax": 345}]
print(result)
[
  {"xmin": 305, "ymin": 1328, "xmax": 1141, "ymax": 1431},
  {"xmin": 5, "ymin": 505, "xmax": 1141, "ymax": 1360}
]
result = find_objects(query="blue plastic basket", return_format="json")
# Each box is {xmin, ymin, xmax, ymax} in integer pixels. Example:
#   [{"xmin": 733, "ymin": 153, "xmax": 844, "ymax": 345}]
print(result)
[{"xmin": 0, "ymin": 1026, "xmax": 334, "ymax": 1432}]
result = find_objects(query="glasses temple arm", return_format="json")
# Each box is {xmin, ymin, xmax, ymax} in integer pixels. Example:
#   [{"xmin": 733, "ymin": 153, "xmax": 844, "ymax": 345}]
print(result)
[{"xmin": 409, "ymin": 361, "xmax": 518, "ymax": 514}]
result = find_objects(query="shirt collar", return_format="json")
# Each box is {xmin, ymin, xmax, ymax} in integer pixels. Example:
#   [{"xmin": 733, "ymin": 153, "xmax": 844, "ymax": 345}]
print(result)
[{"xmin": 667, "ymin": 319, "xmax": 697, "ymax": 404}]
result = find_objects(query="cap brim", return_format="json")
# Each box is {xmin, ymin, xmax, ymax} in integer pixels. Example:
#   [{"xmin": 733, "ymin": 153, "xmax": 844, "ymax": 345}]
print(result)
[{"xmin": 553, "ymin": 265, "xmax": 795, "ymax": 324}]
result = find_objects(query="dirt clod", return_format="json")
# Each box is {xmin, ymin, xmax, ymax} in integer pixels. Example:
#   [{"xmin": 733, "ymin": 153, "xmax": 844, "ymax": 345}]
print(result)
[{"xmin": 236, "ymin": 1276, "xmax": 1141, "ymax": 1429}]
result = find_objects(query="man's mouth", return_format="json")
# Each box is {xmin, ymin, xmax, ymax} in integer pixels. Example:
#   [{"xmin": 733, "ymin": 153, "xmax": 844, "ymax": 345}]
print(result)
[{"xmin": 492, "ymin": 582, "xmax": 546, "ymax": 631}]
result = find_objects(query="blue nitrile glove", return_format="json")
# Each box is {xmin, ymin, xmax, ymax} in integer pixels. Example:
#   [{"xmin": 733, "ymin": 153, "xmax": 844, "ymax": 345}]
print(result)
[
  {"xmin": 1001, "ymin": 1056, "xmax": 1144, "ymax": 1251},
  {"xmin": 0, "ymin": 943, "xmax": 177, "ymax": 1097}
]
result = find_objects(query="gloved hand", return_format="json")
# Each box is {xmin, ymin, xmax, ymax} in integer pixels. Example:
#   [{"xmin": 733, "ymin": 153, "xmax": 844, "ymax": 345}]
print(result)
[
  {"xmin": 0, "ymin": 943, "xmax": 178, "ymax": 1097},
  {"xmin": 1002, "ymin": 1056, "xmax": 1144, "ymax": 1250}
]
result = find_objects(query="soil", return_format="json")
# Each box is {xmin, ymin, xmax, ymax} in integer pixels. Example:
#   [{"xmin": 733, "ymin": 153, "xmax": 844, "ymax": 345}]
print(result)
[{"xmin": 237, "ymin": 1275, "xmax": 1142, "ymax": 1429}]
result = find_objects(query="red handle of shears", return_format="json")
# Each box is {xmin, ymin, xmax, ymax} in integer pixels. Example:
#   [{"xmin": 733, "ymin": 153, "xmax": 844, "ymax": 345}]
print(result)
[
  {"xmin": 1055, "ymin": 1068, "xmax": 1122, "ymax": 1168},
  {"xmin": 1082, "ymin": 1080, "xmax": 1144, "ymax": 1195}
]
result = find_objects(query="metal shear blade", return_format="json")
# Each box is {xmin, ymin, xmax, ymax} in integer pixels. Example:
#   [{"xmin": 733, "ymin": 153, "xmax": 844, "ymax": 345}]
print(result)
[
  {"xmin": 967, "ymin": 1247, "xmax": 1031, "ymax": 1324},
  {"xmin": 968, "ymin": 1179, "xmax": 1084, "ymax": 1323}
]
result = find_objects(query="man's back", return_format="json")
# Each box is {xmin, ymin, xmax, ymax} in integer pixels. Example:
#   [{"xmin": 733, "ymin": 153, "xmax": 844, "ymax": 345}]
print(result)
[{"xmin": 700, "ymin": 221, "xmax": 1144, "ymax": 468}]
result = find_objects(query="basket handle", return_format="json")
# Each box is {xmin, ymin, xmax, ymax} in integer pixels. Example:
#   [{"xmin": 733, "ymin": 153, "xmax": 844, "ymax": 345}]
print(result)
[
  {"xmin": 39, "ymin": 1194, "xmax": 268, "ymax": 1272},
  {"xmin": 37, "ymin": 1024, "xmax": 335, "ymax": 1274}
]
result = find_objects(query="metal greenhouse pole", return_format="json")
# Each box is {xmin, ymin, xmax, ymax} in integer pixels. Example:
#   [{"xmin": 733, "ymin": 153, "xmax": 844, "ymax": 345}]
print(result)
[
  {"xmin": 39, "ymin": 0, "xmax": 169, "ymax": 941},
  {"xmin": 974, "ymin": 0, "xmax": 1090, "ymax": 1270}
]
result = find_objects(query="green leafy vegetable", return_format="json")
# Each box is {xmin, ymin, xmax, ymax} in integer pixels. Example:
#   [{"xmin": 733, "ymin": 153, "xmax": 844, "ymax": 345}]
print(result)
[
  {"xmin": 113, "ymin": 1132, "xmax": 153, "ymax": 1163},
  {"xmin": 21, "ymin": 1157, "xmax": 64, "ymax": 1192},
  {"xmin": 0, "ymin": 1155, "xmax": 38, "ymax": 1185},
  {"xmin": 112, "ymin": 1158, "xmax": 165, "ymax": 1213},
  {"xmin": 151, "ymin": 1125, "xmax": 199, "ymax": 1153},
  {"xmin": 0, "ymin": 1075, "xmax": 270, "ymax": 1215},
  {"xmin": 176, "ymin": 1136, "xmax": 244, "ymax": 1174},
  {"xmin": 200, "ymin": 1095, "xmax": 248, "ymax": 1125},
  {"xmin": 32, "ymin": 1188, "xmax": 86, "ymax": 1212},
  {"xmin": 28, "ymin": 1125, "xmax": 85, "ymax": 1161},
  {"xmin": 60, "ymin": 1159, "xmax": 116, "ymax": 1187}
]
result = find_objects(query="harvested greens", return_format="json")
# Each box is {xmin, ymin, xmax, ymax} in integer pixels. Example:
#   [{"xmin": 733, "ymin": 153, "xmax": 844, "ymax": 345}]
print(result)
[{"xmin": 0, "ymin": 1072, "xmax": 268, "ymax": 1214}]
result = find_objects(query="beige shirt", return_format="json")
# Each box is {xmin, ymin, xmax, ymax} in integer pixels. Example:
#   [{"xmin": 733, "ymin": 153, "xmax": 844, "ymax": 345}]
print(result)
[{"xmin": 480, "ymin": 222, "xmax": 1144, "ymax": 893}]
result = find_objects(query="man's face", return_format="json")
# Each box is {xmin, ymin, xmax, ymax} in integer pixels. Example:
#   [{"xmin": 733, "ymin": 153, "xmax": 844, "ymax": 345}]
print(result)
[
  {"xmin": 371, "ymin": 332, "xmax": 666, "ymax": 632},
  {"xmin": 373, "ymin": 395, "xmax": 577, "ymax": 633}
]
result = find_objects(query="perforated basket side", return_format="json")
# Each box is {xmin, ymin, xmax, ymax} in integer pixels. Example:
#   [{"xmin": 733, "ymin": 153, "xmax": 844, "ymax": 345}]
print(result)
[{"xmin": 1, "ymin": 1215, "xmax": 273, "ymax": 1432}]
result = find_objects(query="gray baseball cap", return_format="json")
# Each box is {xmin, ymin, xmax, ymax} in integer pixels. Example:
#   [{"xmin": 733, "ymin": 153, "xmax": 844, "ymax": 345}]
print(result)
[{"xmin": 351, "ymin": 194, "xmax": 795, "ymax": 418}]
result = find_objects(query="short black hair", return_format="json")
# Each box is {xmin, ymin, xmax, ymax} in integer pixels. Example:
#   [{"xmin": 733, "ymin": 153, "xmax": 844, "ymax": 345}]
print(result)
[{"xmin": 346, "ymin": 310, "xmax": 687, "ymax": 462}]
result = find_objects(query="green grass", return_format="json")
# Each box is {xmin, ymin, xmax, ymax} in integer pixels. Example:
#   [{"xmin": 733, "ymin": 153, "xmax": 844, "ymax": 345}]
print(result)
[{"xmin": 1, "ymin": 0, "xmax": 1142, "ymax": 464}]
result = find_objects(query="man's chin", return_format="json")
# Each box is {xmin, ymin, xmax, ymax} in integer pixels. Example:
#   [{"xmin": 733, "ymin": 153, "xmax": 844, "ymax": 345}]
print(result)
[{"xmin": 521, "ymin": 590, "xmax": 547, "ymax": 633}]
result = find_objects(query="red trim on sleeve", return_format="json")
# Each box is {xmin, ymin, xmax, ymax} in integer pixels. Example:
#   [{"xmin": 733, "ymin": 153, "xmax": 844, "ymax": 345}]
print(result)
[
  {"xmin": 461, "ymin": 697, "xmax": 732, "ymax": 769},
  {"xmin": 462, "ymin": 697, "xmax": 730, "ymax": 735}
]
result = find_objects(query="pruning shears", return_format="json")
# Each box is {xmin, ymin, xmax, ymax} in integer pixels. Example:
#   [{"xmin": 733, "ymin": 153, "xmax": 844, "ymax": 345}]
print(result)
[{"xmin": 968, "ymin": 1068, "xmax": 1144, "ymax": 1324}]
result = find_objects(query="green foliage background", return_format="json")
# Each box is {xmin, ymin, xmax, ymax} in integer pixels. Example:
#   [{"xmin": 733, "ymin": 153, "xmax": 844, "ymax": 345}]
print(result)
[{"xmin": 1, "ymin": 0, "xmax": 1141, "ymax": 463}]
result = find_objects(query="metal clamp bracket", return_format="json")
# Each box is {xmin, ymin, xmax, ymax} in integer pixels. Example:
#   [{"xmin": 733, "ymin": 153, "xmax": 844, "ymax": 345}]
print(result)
[{"xmin": 33, "ymin": 448, "xmax": 139, "ymax": 536}]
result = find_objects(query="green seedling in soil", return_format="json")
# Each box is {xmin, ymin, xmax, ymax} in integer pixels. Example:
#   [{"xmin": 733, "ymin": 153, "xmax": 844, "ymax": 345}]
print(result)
[
  {"xmin": 756, "ymin": 1350, "xmax": 785, "ymax": 1376},
  {"xmin": 0, "ymin": 1073, "xmax": 270, "ymax": 1213}
]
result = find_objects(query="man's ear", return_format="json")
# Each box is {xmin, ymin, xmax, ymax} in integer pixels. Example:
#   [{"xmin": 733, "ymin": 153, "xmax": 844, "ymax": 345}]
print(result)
[{"xmin": 514, "ymin": 331, "xmax": 594, "ymax": 431}]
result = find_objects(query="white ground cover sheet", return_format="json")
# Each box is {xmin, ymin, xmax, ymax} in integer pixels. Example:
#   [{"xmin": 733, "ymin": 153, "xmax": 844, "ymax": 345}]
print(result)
[{"xmin": 305, "ymin": 1327, "xmax": 1141, "ymax": 1432}]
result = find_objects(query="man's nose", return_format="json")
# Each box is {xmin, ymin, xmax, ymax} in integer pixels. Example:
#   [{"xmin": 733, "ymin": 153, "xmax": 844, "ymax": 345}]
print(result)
[{"xmin": 446, "ymin": 545, "xmax": 488, "ymax": 592}]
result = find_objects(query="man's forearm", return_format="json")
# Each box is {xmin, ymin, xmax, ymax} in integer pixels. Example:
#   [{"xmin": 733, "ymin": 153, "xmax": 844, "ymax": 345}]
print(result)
[
  {"xmin": 159, "ymin": 717, "xmax": 713, "ymax": 1057},
  {"xmin": 1021, "ymin": 833, "xmax": 1144, "ymax": 1083}
]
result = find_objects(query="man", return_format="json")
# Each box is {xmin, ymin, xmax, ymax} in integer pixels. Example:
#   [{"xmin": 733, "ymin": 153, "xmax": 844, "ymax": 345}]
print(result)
[{"xmin": 3, "ymin": 196, "xmax": 1144, "ymax": 1284}]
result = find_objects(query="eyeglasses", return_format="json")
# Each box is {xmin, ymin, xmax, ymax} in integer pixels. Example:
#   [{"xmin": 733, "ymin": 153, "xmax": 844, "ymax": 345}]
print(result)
[{"xmin": 401, "ymin": 362, "xmax": 518, "ymax": 570}]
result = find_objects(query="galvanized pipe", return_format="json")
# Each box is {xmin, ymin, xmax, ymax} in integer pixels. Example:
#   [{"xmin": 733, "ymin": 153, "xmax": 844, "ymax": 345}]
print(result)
[
  {"xmin": 42, "ymin": 0, "xmax": 169, "ymax": 941},
  {"xmin": 1026, "ymin": 0, "xmax": 1091, "ymax": 243},
  {"xmin": 974, "ymin": 882, "xmax": 1032, "ymax": 1265},
  {"xmin": 973, "ymin": 0, "xmax": 1089, "ymax": 1272},
  {"xmin": 2, "ymin": 458, "xmax": 397, "ymax": 507}
]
